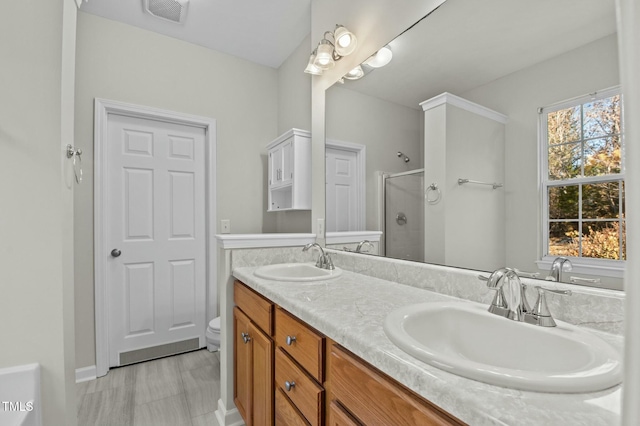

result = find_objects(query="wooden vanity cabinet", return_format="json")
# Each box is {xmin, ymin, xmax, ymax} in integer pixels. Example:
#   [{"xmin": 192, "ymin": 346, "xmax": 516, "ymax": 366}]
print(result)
[
  {"xmin": 234, "ymin": 282, "xmax": 275, "ymax": 426},
  {"xmin": 327, "ymin": 343, "xmax": 465, "ymax": 426},
  {"xmin": 234, "ymin": 280, "xmax": 464, "ymax": 426}
]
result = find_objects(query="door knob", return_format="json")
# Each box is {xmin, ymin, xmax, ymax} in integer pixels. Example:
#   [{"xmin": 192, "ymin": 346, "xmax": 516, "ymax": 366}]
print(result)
[{"xmin": 111, "ymin": 249, "xmax": 122, "ymax": 258}]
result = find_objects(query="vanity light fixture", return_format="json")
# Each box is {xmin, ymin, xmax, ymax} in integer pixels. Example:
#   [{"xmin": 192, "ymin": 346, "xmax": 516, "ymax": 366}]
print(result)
[
  {"xmin": 344, "ymin": 65, "xmax": 364, "ymax": 80},
  {"xmin": 304, "ymin": 24, "xmax": 358, "ymax": 75},
  {"xmin": 304, "ymin": 50, "xmax": 323, "ymax": 75},
  {"xmin": 364, "ymin": 46, "xmax": 393, "ymax": 68}
]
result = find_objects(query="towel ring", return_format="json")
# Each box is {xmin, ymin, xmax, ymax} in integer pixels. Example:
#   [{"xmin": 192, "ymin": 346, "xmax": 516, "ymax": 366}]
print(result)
[{"xmin": 425, "ymin": 182, "xmax": 441, "ymax": 205}]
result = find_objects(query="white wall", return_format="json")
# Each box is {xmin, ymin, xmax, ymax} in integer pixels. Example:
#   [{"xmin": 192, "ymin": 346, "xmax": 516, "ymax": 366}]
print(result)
[
  {"xmin": 0, "ymin": 0, "xmax": 77, "ymax": 424},
  {"xmin": 264, "ymin": 33, "xmax": 314, "ymax": 233},
  {"xmin": 74, "ymin": 12, "xmax": 279, "ymax": 368},
  {"xmin": 423, "ymin": 103, "xmax": 505, "ymax": 271},
  {"xmin": 461, "ymin": 34, "xmax": 621, "ymax": 286},
  {"xmin": 326, "ymin": 87, "xmax": 422, "ymax": 230},
  {"xmin": 618, "ymin": 0, "xmax": 640, "ymax": 423}
]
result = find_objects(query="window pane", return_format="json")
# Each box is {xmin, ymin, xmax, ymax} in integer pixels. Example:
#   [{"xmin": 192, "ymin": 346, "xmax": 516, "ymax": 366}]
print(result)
[
  {"xmin": 583, "ymin": 95, "xmax": 621, "ymax": 138},
  {"xmin": 582, "ymin": 182, "xmax": 620, "ymax": 219},
  {"xmin": 548, "ymin": 222, "xmax": 579, "ymax": 256},
  {"xmin": 549, "ymin": 185, "xmax": 579, "ymax": 219},
  {"xmin": 581, "ymin": 221, "xmax": 622, "ymax": 260},
  {"xmin": 548, "ymin": 143, "xmax": 581, "ymax": 180},
  {"xmin": 584, "ymin": 136, "xmax": 622, "ymax": 177},
  {"xmin": 548, "ymin": 106, "xmax": 581, "ymax": 145}
]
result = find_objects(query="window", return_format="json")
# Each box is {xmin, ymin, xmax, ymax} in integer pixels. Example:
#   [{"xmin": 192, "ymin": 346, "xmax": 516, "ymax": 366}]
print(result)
[{"xmin": 540, "ymin": 87, "xmax": 625, "ymax": 274}]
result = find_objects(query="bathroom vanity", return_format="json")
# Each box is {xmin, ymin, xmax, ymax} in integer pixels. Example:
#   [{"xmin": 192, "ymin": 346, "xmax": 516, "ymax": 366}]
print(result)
[
  {"xmin": 229, "ymin": 250, "xmax": 623, "ymax": 426},
  {"xmin": 233, "ymin": 279, "xmax": 462, "ymax": 425}
]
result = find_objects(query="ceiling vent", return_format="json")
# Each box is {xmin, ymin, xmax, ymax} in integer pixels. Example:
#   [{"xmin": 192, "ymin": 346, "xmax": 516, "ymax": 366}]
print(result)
[{"xmin": 143, "ymin": 0, "xmax": 189, "ymax": 24}]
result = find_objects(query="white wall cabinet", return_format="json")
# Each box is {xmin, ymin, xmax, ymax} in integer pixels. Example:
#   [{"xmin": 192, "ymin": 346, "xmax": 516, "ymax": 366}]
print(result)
[{"xmin": 267, "ymin": 129, "xmax": 311, "ymax": 211}]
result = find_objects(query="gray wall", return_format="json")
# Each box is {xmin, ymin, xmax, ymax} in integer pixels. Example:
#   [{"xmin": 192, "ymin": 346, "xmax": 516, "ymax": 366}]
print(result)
[
  {"xmin": 461, "ymin": 34, "xmax": 621, "ymax": 287},
  {"xmin": 0, "ymin": 0, "xmax": 77, "ymax": 424},
  {"xmin": 74, "ymin": 12, "xmax": 279, "ymax": 368}
]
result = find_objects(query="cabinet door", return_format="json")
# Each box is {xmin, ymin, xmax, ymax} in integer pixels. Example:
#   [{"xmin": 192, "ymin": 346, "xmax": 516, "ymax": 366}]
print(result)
[
  {"xmin": 269, "ymin": 146, "xmax": 283, "ymax": 186},
  {"xmin": 281, "ymin": 140, "xmax": 293, "ymax": 186},
  {"xmin": 251, "ymin": 321, "xmax": 274, "ymax": 426},
  {"xmin": 234, "ymin": 307, "xmax": 253, "ymax": 425}
]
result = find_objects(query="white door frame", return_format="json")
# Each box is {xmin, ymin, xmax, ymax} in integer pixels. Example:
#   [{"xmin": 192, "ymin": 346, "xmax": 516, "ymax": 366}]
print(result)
[
  {"xmin": 94, "ymin": 98, "xmax": 217, "ymax": 377},
  {"xmin": 325, "ymin": 138, "xmax": 366, "ymax": 231}
]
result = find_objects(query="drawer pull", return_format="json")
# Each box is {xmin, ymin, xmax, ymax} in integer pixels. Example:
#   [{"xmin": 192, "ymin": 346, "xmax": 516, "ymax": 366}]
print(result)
[
  {"xmin": 241, "ymin": 332, "xmax": 251, "ymax": 344},
  {"xmin": 285, "ymin": 381, "xmax": 296, "ymax": 392},
  {"xmin": 286, "ymin": 335, "xmax": 297, "ymax": 345}
]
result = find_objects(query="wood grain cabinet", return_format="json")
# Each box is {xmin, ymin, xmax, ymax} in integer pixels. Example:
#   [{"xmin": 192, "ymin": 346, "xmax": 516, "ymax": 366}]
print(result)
[
  {"xmin": 234, "ymin": 280, "xmax": 464, "ymax": 426},
  {"xmin": 234, "ymin": 282, "xmax": 275, "ymax": 426}
]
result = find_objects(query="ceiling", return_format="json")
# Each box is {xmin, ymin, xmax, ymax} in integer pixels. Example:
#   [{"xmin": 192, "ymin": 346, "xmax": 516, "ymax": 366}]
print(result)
[
  {"xmin": 80, "ymin": 0, "xmax": 311, "ymax": 69},
  {"xmin": 343, "ymin": 0, "xmax": 617, "ymax": 109}
]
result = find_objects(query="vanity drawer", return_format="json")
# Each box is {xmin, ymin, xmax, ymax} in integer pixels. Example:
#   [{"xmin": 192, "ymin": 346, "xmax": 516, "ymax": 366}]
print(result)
[
  {"xmin": 330, "ymin": 344, "xmax": 465, "ymax": 426},
  {"xmin": 275, "ymin": 387, "xmax": 310, "ymax": 426},
  {"xmin": 275, "ymin": 348, "xmax": 323, "ymax": 426},
  {"xmin": 234, "ymin": 280, "xmax": 273, "ymax": 335},
  {"xmin": 275, "ymin": 307, "xmax": 324, "ymax": 381},
  {"xmin": 328, "ymin": 400, "xmax": 361, "ymax": 426}
]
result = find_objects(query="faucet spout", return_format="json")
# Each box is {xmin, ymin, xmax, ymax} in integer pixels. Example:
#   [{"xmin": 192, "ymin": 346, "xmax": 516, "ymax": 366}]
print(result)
[
  {"xmin": 484, "ymin": 268, "xmax": 525, "ymax": 321},
  {"xmin": 303, "ymin": 243, "xmax": 334, "ymax": 269},
  {"xmin": 548, "ymin": 257, "xmax": 572, "ymax": 282}
]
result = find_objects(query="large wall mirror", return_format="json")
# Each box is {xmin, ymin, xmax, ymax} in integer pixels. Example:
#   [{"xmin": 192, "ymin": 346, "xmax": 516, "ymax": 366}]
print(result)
[{"xmin": 325, "ymin": 0, "xmax": 622, "ymax": 288}]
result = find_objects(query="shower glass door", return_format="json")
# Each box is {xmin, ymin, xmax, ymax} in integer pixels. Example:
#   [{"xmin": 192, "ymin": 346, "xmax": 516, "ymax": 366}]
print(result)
[{"xmin": 385, "ymin": 170, "xmax": 424, "ymax": 262}]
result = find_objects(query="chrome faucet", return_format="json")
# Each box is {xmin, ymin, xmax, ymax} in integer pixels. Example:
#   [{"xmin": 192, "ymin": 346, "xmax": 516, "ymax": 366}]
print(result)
[
  {"xmin": 480, "ymin": 267, "xmax": 572, "ymax": 327},
  {"xmin": 547, "ymin": 257, "xmax": 572, "ymax": 282},
  {"xmin": 302, "ymin": 243, "xmax": 335, "ymax": 270},
  {"xmin": 483, "ymin": 268, "xmax": 526, "ymax": 321},
  {"xmin": 355, "ymin": 240, "xmax": 373, "ymax": 253}
]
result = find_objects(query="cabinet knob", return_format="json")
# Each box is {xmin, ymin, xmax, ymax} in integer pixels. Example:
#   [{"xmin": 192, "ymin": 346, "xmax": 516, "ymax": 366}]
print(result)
[
  {"xmin": 286, "ymin": 335, "xmax": 296, "ymax": 346},
  {"xmin": 285, "ymin": 381, "xmax": 296, "ymax": 392},
  {"xmin": 241, "ymin": 332, "xmax": 251, "ymax": 344}
]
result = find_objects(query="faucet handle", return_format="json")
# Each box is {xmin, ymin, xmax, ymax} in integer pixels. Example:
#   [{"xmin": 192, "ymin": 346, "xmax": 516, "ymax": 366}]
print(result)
[
  {"xmin": 570, "ymin": 276, "xmax": 601, "ymax": 284},
  {"xmin": 513, "ymin": 269, "xmax": 540, "ymax": 279},
  {"xmin": 324, "ymin": 253, "xmax": 335, "ymax": 270},
  {"xmin": 525, "ymin": 286, "xmax": 572, "ymax": 327}
]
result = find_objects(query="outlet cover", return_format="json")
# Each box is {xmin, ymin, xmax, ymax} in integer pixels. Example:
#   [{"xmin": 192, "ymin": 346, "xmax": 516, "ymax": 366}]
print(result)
[{"xmin": 221, "ymin": 219, "xmax": 231, "ymax": 234}]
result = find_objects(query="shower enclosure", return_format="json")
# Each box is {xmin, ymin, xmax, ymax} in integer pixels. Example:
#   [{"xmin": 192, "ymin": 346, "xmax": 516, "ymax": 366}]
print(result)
[{"xmin": 382, "ymin": 169, "xmax": 424, "ymax": 262}]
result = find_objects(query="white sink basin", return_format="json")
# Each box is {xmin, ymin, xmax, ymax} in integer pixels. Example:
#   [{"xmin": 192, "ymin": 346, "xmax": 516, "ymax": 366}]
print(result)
[
  {"xmin": 254, "ymin": 262, "xmax": 342, "ymax": 282},
  {"xmin": 383, "ymin": 301, "xmax": 622, "ymax": 393}
]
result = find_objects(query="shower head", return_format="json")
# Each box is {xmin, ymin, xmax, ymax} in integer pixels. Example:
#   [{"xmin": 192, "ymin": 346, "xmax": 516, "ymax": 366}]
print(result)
[{"xmin": 397, "ymin": 151, "xmax": 410, "ymax": 163}]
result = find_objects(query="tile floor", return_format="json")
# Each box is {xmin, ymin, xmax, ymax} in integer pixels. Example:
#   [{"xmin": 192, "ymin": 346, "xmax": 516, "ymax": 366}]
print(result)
[{"xmin": 76, "ymin": 349, "xmax": 220, "ymax": 426}]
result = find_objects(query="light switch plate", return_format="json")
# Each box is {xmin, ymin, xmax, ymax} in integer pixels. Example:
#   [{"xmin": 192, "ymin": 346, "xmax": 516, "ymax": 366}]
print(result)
[
  {"xmin": 221, "ymin": 219, "xmax": 231, "ymax": 234},
  {"xmin": 317, "ymin": 218, "xmax": 325, "ymax": 238}
]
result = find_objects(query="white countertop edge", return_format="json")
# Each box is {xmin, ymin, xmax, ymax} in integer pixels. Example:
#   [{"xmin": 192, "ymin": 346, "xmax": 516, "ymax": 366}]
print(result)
[
  {"xmin": 215, "ymin": 233, "xmax": 316, "ymax": 249},
  {"xmin": 326, "ymin": 231, "xmax": 383, "ymax": 244}
]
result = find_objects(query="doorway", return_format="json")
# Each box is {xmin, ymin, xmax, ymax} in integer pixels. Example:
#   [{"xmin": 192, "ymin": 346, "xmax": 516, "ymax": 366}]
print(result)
[{"xmin": 94, "ymin": 99, "xmax": 217, "ymax": 377}]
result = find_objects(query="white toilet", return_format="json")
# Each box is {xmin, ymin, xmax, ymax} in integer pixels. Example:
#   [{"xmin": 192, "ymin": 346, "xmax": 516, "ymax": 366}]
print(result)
[{"xmin": 206, "ymin": 316, "xmax": 221, "ymax": 352}]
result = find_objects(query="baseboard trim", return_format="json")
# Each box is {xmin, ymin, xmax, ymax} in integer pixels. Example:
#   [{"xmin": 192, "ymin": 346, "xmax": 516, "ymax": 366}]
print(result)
[
  {"xmin": 75, "ymin": 365, "xmax": 97, "ymax": 383},
  {"xmin": 215, "ymin": 398, "xmax": 244, "ymax": 426}
]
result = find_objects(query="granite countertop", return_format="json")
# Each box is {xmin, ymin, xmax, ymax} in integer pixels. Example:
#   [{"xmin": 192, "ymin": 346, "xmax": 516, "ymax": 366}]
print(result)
[{"xmin": 232, "ymin": 266, "xmax": 623, "ymax": 426}]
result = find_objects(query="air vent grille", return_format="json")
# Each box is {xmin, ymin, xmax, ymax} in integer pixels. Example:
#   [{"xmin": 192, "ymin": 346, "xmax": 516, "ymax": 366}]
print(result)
[{"xmin": 144, "ymin": 0, "xmax": 189, "ymax": 23}]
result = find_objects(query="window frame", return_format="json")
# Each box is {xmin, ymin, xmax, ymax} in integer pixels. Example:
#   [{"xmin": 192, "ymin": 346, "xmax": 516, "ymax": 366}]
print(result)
[{"xmin": 537, "ymin": 86, "xmax": 625, "ymax": 279}]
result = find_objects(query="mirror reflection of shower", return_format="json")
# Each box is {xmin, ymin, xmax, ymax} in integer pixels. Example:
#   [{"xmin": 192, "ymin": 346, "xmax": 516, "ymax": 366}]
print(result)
[
  {"xmin": 397, "ymin": 151, "xmax": 410, "ymax": 163},
  {"xmin": 383, "ymin": 169, "xmax": 424, "ymax": 262}
]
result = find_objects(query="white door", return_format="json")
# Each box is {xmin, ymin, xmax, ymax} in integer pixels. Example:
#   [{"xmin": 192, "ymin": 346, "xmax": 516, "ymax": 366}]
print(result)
[
  {"xmin": 326, "ymin": 147, "xmax": 359, "ymax": 232},
  {"xmin": 106, "ymin": 113, "xmax": 206, "ymax": 366}
]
